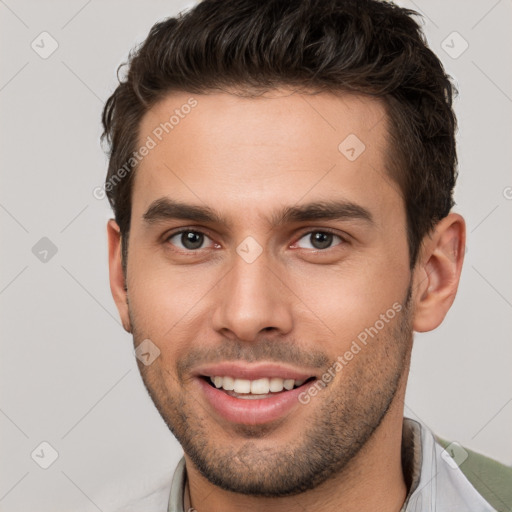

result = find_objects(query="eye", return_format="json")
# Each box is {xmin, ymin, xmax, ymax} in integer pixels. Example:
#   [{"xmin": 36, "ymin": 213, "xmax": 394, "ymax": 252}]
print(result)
[
  {"xmin": 166, "ymin": 230, "xmax": 217, "ymax": 251},
  {"xmin": 294, "ymin": 230, "xmax": 346, "ymax": 250}
]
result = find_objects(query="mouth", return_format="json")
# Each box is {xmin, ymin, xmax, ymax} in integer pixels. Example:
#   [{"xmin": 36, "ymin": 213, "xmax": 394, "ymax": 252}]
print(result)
[
  {"xmin": 195, "ymin": 370, "xmax": 318, "ymax": 425},
  {"xmin": 200, "ymin": 375, "xmax": 316, "ymax": 399}
]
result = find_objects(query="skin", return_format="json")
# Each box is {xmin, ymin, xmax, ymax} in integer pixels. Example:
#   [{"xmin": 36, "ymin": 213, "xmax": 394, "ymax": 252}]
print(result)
[{"xmin": 107, "ymin": 88, "xmax": 465, "ymax": 512}]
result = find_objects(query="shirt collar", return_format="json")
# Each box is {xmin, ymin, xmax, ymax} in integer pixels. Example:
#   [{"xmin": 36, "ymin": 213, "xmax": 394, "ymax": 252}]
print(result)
[{"xmin": 400, "ymin": 418, "xmax": 497, "ymax": 511}]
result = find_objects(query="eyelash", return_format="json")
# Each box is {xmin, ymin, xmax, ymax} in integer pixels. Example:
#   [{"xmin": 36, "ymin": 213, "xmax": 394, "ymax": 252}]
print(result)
[
  {"xmin": 292, "ymin": 229, "xmax": 348, "ymax": 250},
  {"xmin": 164, "ymin": 227, "xmax": 348, "ymax": 252}
]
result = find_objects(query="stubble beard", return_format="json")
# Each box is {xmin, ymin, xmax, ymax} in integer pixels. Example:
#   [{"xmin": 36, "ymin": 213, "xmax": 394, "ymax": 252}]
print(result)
[{"xmin": 131, "ymin": 286, "xmax": 413, "ymax": 497}]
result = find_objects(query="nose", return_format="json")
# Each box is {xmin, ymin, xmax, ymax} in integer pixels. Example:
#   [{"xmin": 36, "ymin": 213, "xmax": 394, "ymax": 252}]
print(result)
[{"xmin": 211, "ymin": 249, "xmax": 294, "ymax": 342}]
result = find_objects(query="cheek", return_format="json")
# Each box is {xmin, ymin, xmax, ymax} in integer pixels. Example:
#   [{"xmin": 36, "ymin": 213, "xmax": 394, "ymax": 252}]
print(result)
[
  {"xmin": 287, "ymin": 255, "xmax": 409, "ymax": 346},
  {"xmin": 126, "ymin": 251, "xmax": 220, "ymax": 338}
]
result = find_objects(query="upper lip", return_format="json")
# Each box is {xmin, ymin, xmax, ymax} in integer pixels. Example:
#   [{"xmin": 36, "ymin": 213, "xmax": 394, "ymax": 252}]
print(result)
[{"xmin": 193, "ymin": 362, "xmax": 316, "ymax": 381}]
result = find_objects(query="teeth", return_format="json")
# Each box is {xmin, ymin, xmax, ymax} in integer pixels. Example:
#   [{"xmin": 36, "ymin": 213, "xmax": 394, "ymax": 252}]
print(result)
[
  {"xmin": 222, "ymin": 376, "xmax": 235, "ymax": 391},
  {"xmin": 251, "ymin": 378, "xmax": 269, "ymax": 394},
  {"xmin": 209, "ymin": 376, "xmax": 308, "ymax": 394},
  {"xmin": 269, "ymin": 377, "xmax": 284, "ymax": 392},
  {"xmin": 283, "ymin": 379, "xmax": 295, "ymax": 390},
  {"xmin": 228, "ymin": 391, "xmax": 270, "ymax": 400},
  {"xmin": 233, "ymin": 379, "xmax": 251, "ymax": 393}
]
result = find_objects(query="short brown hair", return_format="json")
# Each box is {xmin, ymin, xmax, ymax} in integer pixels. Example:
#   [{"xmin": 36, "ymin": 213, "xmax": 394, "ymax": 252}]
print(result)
[{"xmin": 101, "ymin": 0, "xmax": 458, "ymax": 272}]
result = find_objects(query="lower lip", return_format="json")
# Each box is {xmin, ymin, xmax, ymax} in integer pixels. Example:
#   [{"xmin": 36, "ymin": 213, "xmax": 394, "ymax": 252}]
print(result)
[{"xmin": 197, "ymin": 378, "xmax": 312, "ymax": 425}]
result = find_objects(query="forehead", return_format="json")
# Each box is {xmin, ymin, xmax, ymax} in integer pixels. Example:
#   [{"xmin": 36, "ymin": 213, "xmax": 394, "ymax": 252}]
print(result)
[{"xmin": 132, "ymin": 89, "xmax": 402, "ymax": 227}]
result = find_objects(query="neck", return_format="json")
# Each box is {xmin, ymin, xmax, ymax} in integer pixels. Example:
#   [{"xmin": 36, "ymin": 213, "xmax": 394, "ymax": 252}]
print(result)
[{"xmin": 184, "ymin": 390, "xmax": 409, "ymax": 512}]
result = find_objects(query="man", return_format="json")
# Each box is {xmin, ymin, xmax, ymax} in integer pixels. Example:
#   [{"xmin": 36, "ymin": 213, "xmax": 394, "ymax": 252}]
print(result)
[{"xmin": 101, "ymin": 0, "xmax": 512, "ymax": 510}]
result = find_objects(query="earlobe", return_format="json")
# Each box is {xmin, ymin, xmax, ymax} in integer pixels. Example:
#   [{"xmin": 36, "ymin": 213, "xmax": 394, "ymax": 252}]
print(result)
[
  {"xmin": 107, "ymin": 219, "xmax": 132, "ymax": 333},
  {"xmin": 412, "ymin": 213, "xmax": 466, "ymax": 333}
]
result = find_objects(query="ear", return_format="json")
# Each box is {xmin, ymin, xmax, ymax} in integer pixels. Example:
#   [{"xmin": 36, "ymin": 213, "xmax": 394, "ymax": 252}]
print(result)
[
  {"xmin": 107, "ymin": 219, "xmax": 132, "ymax": 333},
  {"xmin": 412, "ymin": 213, "xmax": 466, "ymax": 333}
]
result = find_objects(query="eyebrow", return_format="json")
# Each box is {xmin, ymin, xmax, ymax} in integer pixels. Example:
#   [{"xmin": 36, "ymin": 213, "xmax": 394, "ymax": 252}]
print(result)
[{"xmin": 142, "ymin": 197, "xmax": 374, "ymax": 228}]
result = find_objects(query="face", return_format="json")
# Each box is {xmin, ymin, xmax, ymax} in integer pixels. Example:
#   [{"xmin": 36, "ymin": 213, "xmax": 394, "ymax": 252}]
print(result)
[{"xmin": 122, "ymin": 89, "xmax": 415, "ymax": 496}]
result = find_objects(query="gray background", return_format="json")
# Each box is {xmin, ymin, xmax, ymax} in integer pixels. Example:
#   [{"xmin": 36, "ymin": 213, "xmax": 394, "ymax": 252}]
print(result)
[{"xmin": 1, "ymin": 0, "xmax": 511, "ymax": 510}]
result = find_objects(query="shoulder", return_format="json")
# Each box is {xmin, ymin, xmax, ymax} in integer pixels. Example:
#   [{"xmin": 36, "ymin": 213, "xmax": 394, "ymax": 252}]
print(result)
[{"xmin": 434, "ymin": 435, "xmax": 512, "ymax": 512}]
